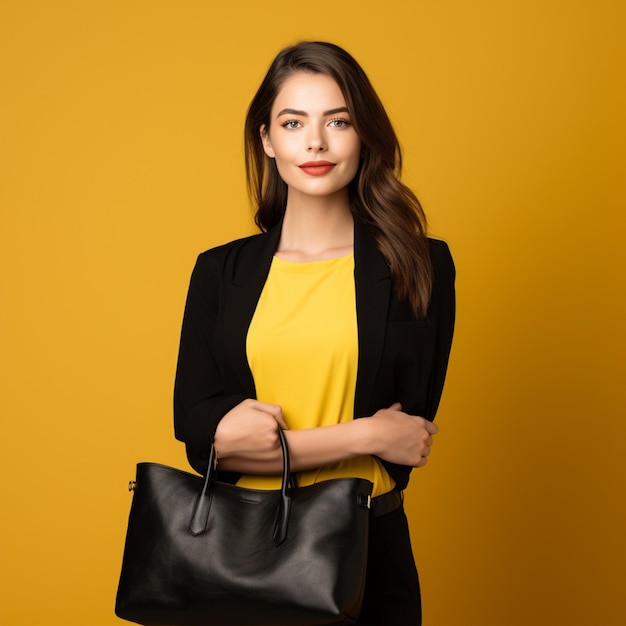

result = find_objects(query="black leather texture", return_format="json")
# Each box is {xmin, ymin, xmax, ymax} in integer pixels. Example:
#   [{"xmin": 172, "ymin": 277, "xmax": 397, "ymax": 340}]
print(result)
[{"xmin": 115, "ymin": 430, "xmax": 373, "ymax": 625}]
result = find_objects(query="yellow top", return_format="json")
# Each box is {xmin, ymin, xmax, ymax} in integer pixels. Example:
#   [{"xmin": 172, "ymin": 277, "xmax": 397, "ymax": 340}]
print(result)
[{"xmin": 239, "ymin": 253, "xmax": 395, "ymax": 497}]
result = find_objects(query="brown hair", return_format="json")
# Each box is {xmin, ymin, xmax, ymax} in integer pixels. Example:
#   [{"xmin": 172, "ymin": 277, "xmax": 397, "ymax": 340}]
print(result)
[{"xmin": 244, "ymin": 41, "xmax": 433, "ymax": 317}]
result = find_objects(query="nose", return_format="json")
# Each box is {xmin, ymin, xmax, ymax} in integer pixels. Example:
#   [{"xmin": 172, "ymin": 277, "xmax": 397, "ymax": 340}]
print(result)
[{"xmin": 306, "ymin": 126, "xmax": 327, "ymax": 152}]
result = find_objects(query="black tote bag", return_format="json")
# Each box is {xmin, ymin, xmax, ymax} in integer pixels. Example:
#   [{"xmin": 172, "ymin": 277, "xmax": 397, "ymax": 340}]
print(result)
[{"xmin": 115, "ymin": 428, "xmax": 373, "ymax": 625}]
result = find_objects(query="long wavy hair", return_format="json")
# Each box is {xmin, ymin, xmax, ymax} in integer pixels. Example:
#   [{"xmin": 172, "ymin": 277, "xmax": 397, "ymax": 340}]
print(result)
[{"xmin": 244, "ymin": 41, "xmax": 433, "ymax": 317}]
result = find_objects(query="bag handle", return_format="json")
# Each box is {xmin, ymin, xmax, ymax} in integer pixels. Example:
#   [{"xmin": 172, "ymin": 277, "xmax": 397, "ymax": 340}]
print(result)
[
  {"xmin": 272, "ymin": 427, "xmax": 291, "ymax": 545},
  {"xmin": 189, "ymin": 427, "xmax": 293, "ymax": 546}
]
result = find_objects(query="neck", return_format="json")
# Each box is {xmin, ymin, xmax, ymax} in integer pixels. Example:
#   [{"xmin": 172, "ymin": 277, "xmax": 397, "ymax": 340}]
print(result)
[{"xmin": 277, "ymin": 190, "xmax": 354, "ymax": 262}]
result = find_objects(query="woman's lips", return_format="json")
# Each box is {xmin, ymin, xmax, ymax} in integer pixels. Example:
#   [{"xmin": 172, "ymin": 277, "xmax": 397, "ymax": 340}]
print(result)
[{"xmin": 298, "ymin": 161, "xmax": 336, "ymax": 176}]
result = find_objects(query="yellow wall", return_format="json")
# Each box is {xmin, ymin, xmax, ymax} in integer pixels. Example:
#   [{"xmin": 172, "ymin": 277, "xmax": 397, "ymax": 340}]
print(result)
[{"xmin": 1, "ymin": 1, "xmax": 624, "ymax": 624}]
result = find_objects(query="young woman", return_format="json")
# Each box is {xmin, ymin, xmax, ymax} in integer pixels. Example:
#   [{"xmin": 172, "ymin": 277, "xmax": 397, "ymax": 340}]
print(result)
[{"xmin": 174, "ymin": 41, "xmax": 455, "ymax": 625}]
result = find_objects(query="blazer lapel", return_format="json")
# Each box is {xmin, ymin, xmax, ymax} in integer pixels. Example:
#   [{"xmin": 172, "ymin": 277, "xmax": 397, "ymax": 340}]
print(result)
[
  {"xmin": 353, "ymin": 219, "xmax": 391, "ymax": 419},
  {"xmin": 222, "ymin": 223, "xmax": 282, "ymax": 397}
]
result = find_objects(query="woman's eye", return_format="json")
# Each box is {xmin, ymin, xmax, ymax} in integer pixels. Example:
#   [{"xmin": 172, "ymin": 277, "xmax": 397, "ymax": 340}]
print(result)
[
  {"xmin": 282, "ymin": 120, "xmax": 301, "ymax": 129},
  {"xmin": 329, "ymin": 118, "xmax": 350, "ymax": 128}
]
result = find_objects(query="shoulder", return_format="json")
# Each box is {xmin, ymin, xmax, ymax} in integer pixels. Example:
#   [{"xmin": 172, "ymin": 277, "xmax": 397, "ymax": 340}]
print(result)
[
  {"xmin": 428, "ymin": 238, "xmax": 455, "ymax": 282},
  {"xmin": 197, "ymin": 232, "xmax": 264, "ymax": 266},
  {"xmin": 427, "ymin": 238, "xmax": 455, "ymax": 312},
  {"xmin": 184, "ymin": 233, "xmax": 263, "ymax": 293},
  {"xmin": 190, "ymin": 227, "xmax": 280, "ymax": 289},
  {"xmin": 426, "ymin": 238, "xmax": 455, "ymax": 319},
  {"xmin": 191, "ymin": 232, "xmax": 268, "ymax": 277}
]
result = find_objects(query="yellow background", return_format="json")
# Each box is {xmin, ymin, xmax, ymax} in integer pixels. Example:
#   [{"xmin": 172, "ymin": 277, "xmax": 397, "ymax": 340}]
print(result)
[{"xmin": 1, "ymin": 1, "xmax": 624, "ymax": 624}]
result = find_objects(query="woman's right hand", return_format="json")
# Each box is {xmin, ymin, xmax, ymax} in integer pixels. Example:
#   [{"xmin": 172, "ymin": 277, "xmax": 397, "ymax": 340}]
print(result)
[
  {"xmin": 213, "ymin": 399, "xmax": 288, "ymax": 462},
  {"xmin": 367, "ymin": 402, "xmax": 439, "ymax": 468}
]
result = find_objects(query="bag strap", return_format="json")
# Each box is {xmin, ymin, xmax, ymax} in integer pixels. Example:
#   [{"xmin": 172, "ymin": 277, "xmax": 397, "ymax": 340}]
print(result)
[
  {"xmin": 272, "ymin": 427, "xmax": 291, "ymax": 545},
  {"xmin": 188, "ymin": 427, "xmax": 293, "ymax": 546}
]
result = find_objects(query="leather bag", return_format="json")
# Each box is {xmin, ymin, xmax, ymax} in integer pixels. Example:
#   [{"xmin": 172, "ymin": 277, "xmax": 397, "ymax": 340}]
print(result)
[{"xmin": 115, "ymin": 428, "xmax": 373, "ymax": 625}]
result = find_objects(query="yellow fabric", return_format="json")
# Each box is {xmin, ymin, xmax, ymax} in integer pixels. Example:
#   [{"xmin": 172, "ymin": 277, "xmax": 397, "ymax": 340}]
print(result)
[{"xmin": 240, "ymin": 254, "xmax": 395, "ymax": 497}]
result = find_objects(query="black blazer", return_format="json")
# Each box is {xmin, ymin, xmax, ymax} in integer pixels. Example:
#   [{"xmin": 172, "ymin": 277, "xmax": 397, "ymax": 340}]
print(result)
[{"xmin": 174, "ymin": 219, "xmax": 455, "ymax": 489}]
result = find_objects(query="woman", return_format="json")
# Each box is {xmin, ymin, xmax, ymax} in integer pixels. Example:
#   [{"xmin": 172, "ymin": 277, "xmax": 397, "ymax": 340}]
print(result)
[{"xmin": 174, "ymin": 41, "xmax": 455, "ymax": 625}]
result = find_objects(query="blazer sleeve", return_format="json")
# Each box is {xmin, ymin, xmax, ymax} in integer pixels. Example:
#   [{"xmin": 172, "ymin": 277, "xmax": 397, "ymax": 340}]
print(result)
[
  {"xmin": 173, "ymin": 252, "xmax": 248, "ymax": 474},
  {"xmin": 424, "ymin": 239, "xmax": 456, "ymax": 421},
  {"xmin": 379, "ymin": 239, "xmax": 455, "ymax": 489}
]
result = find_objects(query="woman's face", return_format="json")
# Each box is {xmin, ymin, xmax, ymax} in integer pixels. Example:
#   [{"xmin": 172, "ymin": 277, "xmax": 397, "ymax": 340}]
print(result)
[{"xmin": 260, "ymin": 72, "xmax": 361, "ymax": 202}]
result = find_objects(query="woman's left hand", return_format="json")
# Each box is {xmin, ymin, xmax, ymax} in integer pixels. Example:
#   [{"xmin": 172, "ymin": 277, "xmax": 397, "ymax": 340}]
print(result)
[{"xmin": 364, "ymin": 402, "xmax": 439, "ymax": 467}]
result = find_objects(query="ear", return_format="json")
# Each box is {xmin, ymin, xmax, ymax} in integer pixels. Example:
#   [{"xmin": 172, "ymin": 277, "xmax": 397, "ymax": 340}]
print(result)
[{"xmin": 260, "ymin": 124, "xmax": 275, "ymax": 158}]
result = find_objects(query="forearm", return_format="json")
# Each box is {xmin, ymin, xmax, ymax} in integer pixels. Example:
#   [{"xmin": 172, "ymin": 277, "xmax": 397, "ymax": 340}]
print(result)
[
  {"xmin": 217, "ymin": 419, "xmax": 374, "ymax": 474},
  {"xmin": 215, "ymin": 401, "xmax": 437, "ymax": 473}
]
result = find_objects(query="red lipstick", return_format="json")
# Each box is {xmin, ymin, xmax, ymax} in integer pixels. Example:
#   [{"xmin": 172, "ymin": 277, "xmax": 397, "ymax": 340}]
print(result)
[{"xmin": 298, "ymin": 160, "xmax": 336, "ymax": 176}]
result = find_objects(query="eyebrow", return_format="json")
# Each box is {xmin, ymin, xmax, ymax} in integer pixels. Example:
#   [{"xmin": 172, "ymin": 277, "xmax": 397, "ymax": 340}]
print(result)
[{"xmin": 275, "ymin": 106, "xmax": 350, "ymax": 118}]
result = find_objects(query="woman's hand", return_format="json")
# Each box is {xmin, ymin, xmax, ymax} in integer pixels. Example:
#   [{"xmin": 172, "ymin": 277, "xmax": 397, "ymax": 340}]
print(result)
[
  {"xmin": 213, "ymin": 399, "xmax": 288, "ymax": 461},
  {"xmin": 367, "ymin": 402, "xmax": 439, "ymax": 468}
]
